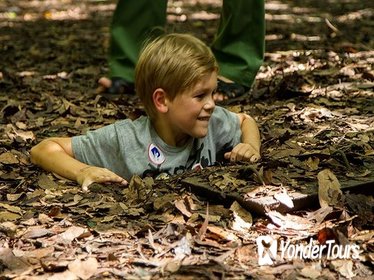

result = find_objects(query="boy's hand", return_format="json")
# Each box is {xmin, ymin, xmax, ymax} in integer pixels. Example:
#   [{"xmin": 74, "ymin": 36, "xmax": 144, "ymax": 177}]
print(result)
[
  {"xmin": 76, "ymin": 166, "xmax": 128, "ymax": 192},
  {"xmin": 224, "ymin": 143, "xmax": 260, "ymax": 163}
]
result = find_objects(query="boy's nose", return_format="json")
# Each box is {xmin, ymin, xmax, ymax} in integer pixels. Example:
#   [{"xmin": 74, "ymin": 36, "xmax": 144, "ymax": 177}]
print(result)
[{"xmin": 204, "ymin": 96, "xmax": 215, "ymax": 110}]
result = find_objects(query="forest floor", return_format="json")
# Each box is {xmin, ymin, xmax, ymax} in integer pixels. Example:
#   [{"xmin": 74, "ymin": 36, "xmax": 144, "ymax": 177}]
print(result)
[{"xmin": 0, "ymin": 0, "xmax": 373, "ymax": 279}]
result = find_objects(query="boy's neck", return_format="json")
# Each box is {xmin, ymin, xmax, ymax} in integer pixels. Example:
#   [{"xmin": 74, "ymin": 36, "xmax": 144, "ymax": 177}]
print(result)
[{"xmin": 152, "ymin": 118, "xmax": 191, "ymax": 147}]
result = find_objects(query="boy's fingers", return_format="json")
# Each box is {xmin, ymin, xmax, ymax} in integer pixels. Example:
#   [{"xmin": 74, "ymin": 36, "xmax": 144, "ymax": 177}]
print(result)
[
  {"xmin": 237, "ymin": 145, "xmax": 251, "ymax": 160},
  {"xmin": 81, "ymin": 179, "xmax": 93, "ymax": 192},
  {"xmin": 243, "ymin": 150, "xmax": 253, "ymax": 161},
  {"xmin": 109, "ymin": 175, "xmax": 128, "ymax": 185},
  {"xmin": 250, "ymin": 155, "xmax": 259, "ymax": 162},
  {"xmin": 78, "ymin": 167, "xmax": 127, "ymax": 191},
  {"xmin": 226, "ymin": 145, "xmax": 260, "ymax": 163},
  {"xmin": 120, "ymin": 179, "xmax": 128, "ymax": 185},
  {"xmin": 225, "ymin": 152, "xmax": 237, "ymax": 162},
  {"xmin": 106, "ymin": 172, "xmax": 127, "ymax": 184},
  {"xmin": 236, "ymin": 152, "xmax": 244, "ymax": 162}
]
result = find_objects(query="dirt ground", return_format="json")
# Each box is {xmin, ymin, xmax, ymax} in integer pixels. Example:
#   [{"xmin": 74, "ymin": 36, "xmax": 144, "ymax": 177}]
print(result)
[{"xmin": 0, "ymin": 0, "xmax": 373, "ymax": 279}]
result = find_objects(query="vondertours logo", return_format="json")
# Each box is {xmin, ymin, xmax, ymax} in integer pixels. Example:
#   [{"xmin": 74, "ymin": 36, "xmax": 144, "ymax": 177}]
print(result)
[{"xmin": 256, "ymin": 236, "xmax": 360, "ymax": 266}]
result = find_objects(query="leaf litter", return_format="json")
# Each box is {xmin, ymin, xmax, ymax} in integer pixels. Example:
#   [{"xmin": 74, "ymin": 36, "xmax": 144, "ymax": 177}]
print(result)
[{"xmin": 0, "ymin": 0, "xmax": 373, "ymax": 279}]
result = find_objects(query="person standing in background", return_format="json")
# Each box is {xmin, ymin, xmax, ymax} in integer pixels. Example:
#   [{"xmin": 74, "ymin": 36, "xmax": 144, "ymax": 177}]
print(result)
[{"xmin": 98, "ymin": 0, "xmax": 265, "ymax": 101}]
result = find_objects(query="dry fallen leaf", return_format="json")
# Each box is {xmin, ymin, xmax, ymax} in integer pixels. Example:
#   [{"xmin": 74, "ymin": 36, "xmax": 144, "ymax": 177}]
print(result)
[
  {"xmin": 207, "ymin": 225, "xmax": 238, "ymax": 242},
  {"xmin": 0, "ymin": 221, "xmax": 18, "ymax": 236},
  {"xmin": 299, "ymin": 265, "xmax": 321, "ymax": 279},
  {"xmin": 0, "ymin": 203, "xmax": 23, "ymax": 214},
  {"xmin": 197, "ymin": 205, "xmax": 209, "ymax": 241},
  {"xmin": 0, "ymin": 152, "xmax": 19, "ymax": 164},
  {"xmin": 57, "ymin": 226, "xmax": 87, "ymax": 243},
  {"xmin": 0, "ymin": 211, "xmax": 20, "ymax": 221},
  {"xmin": 175, "ymin": 199, "xmax": 192, "ymax": 218},
  {"xmin": 47, "ymin": 270, "xmax": 78, "ymax": 280},
  {"xmin": 37, "ymin": 173, "xmax": 59, "ymax": 190},
  {"xmin": 305, "ymin": 156, "xmax": 320, "ymax": 171},
  {"xmin": 267, "ymin": 210, "xmax": 313, "ymax": 231},
  {"xmin": 163, "ymin": 259, "xmax": 182, "ymax": 273},
  {"xmin": 174, "ymin": 234, "xmax": 192, "ymax": 258},
  {"xmin": 317, "ymin": 169, "xmax": 343, "ymax": 208},
  {"xmin": 330, "ymin": 260, "xmax": 356, "ymax": 279},
  {"xmin": 38, "ymin": 213, "xmax": 54, "ymax": 224},
  {"xmin": 274, "ymin": 190, "xmax": 294, "ymax": 209},
  {"xmin": 306, "ymin": 206, "xmax": 333, "ymax": 223},
  {"xmin": 68, "ymin": 257, "xmax": 98, "ymax": 280},
  {"xmin": 0, "ymin": 248, "xmax": 30, "ymax": 273},
  {"xmin": 23, "ymin": 227, "xmax": 53, "ymax": 239},
  {"xmin": 13, "ymin": 246, "xmax": 54, "ymax": 259},
  {"xmin": 229, "ymin": 201, "xmax": 252, "ymax": 232},
  {"xmin": 6, "ymin": 193, "xmax": 24, "ymax": 202},
  {"xmin": 153, "ymin": 193, "xmax": 178, "ymax": 210},
  {"xmin": 350, "ymin": 230, "xmax": 374, "ymax": 242}
]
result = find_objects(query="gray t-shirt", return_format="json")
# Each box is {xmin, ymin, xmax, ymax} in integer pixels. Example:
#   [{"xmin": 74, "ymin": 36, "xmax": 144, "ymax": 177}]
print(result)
[{"xmin": 72, "ymin": 106, "xmax": 241, "ymax": 180}]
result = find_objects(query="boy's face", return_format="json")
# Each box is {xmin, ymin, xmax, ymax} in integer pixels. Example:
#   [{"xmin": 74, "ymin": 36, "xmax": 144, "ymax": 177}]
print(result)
[{"xmin": 166, "ymin": 71, "xmax": 217, "ymax": 143}]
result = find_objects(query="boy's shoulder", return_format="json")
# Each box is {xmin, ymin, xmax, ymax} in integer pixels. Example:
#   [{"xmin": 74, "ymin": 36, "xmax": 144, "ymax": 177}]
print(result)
[
  {"xmin": 213, "ymin": 105, "xmax": 228, "ymax": 114},
  {"xmin": 113, "ymin": 115, "xmax": 150, "ymax": 132},
  {"xmin": 212, "ymin": 106, "xmax": 237, "ymax": 120},
  {"xmin": 209, "ymin": 106, "xmax": 240, "ymax": 132}
]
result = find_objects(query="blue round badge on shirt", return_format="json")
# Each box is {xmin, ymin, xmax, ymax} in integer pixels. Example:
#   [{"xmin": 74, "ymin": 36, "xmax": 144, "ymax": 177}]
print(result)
[{"xmin": 148, "ymin": 143, "xmax": 165, "ymax": 165}]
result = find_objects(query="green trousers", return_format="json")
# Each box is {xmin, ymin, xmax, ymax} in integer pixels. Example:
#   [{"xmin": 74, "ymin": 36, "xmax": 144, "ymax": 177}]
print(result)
[{"xmin": 108, "ymin": 0, "xmax": 265, "ymax": 88}]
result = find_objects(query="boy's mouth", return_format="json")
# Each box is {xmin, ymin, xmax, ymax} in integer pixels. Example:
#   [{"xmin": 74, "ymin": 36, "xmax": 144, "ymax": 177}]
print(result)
[{"xmin": 197, "ymin": 116, "xmax": 210, "ymax": 121}]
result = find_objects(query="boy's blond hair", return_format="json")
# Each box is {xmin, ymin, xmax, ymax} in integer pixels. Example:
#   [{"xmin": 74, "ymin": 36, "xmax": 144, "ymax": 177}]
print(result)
[{"xmin": 135, "ymin": 33, "xmax": 218, "ymax": 119}]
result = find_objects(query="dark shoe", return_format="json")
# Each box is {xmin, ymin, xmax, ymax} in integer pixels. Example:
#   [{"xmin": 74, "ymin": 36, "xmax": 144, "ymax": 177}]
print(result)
[
  {"xmin": 216, "ymin": 79, "xmax": 248, "ymax": 99},
  {"xmin": 108, "ymin": 77, "xmax": 135, "ymax": 95}
]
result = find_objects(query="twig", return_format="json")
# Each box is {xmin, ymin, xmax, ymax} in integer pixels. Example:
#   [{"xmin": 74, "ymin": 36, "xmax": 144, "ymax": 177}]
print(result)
[
  {"xmin": 325, "ymin": 18, "xmax": 339, "ymax": 33},
  {"xmin": 241, "ymin": 165, "xmax": 265, "ymax": 185},
  {"xmin": 198, "ymin": 203, "xmax": 209, "ymax": 241},
  {"xmin": 332, "ymin": 150, "xmax": 351, "ymax": 170}
]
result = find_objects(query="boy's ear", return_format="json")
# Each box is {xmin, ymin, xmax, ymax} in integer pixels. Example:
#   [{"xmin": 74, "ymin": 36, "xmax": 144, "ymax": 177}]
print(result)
[{"xmin": 153, "ymin": 88, "xmax": 169, "ymax": 113}]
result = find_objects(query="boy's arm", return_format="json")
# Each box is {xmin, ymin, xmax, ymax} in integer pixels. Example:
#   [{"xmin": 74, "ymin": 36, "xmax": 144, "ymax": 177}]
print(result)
[
  {"xmin": 224, "ymin": 113, "xmax": 261, "ymax": 162},
  {"xmin": 30, "ymin": 137, "xmax": 127, "ymax": 191}
]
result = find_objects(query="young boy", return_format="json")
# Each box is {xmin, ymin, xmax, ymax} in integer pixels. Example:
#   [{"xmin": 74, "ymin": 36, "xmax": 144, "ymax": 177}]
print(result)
[{"xmin": 30, "ymin": 33, "xmax": 261, "ymax": 191}]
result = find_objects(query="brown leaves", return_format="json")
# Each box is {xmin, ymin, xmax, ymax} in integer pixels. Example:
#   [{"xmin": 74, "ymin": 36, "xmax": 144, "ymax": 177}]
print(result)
[
  {"xmin": 229, "ymin": 201, "xmax": 252, "ymax": 232},
  {"xmin": 0, "ymin": 248, "xmax": 30, "ymax": 274},
  {"xmin": 68, "ymin": 258, "xmax": 98, "ymax": 279},
  {"xmin": 0, "ymin": 202, "xmax": 23, "ymax": 221},
  {"xmin": 37, "ymin": 173, "xmax": 60, "ymax": 190},
  {"xmin": 0, "ymin": 0, "xmax": 373, "ymax": 279},
  {"xmin": 57, "ymin": 226, "xmax": 88, "ymax": 243},
  {"xmin": 318, "ymin": 169, "xmax": 343, "ymax": 208},
  {"xmin": 23, "ymin": 227, "xmax": 53, "ymax": 239},
  {"xmin": 267, "ymin": 211, "xmax": 313, "ymax": 232},
  {"xmin": 0, "ymin": 151, "xmax": 19, "ymax": 164}
]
